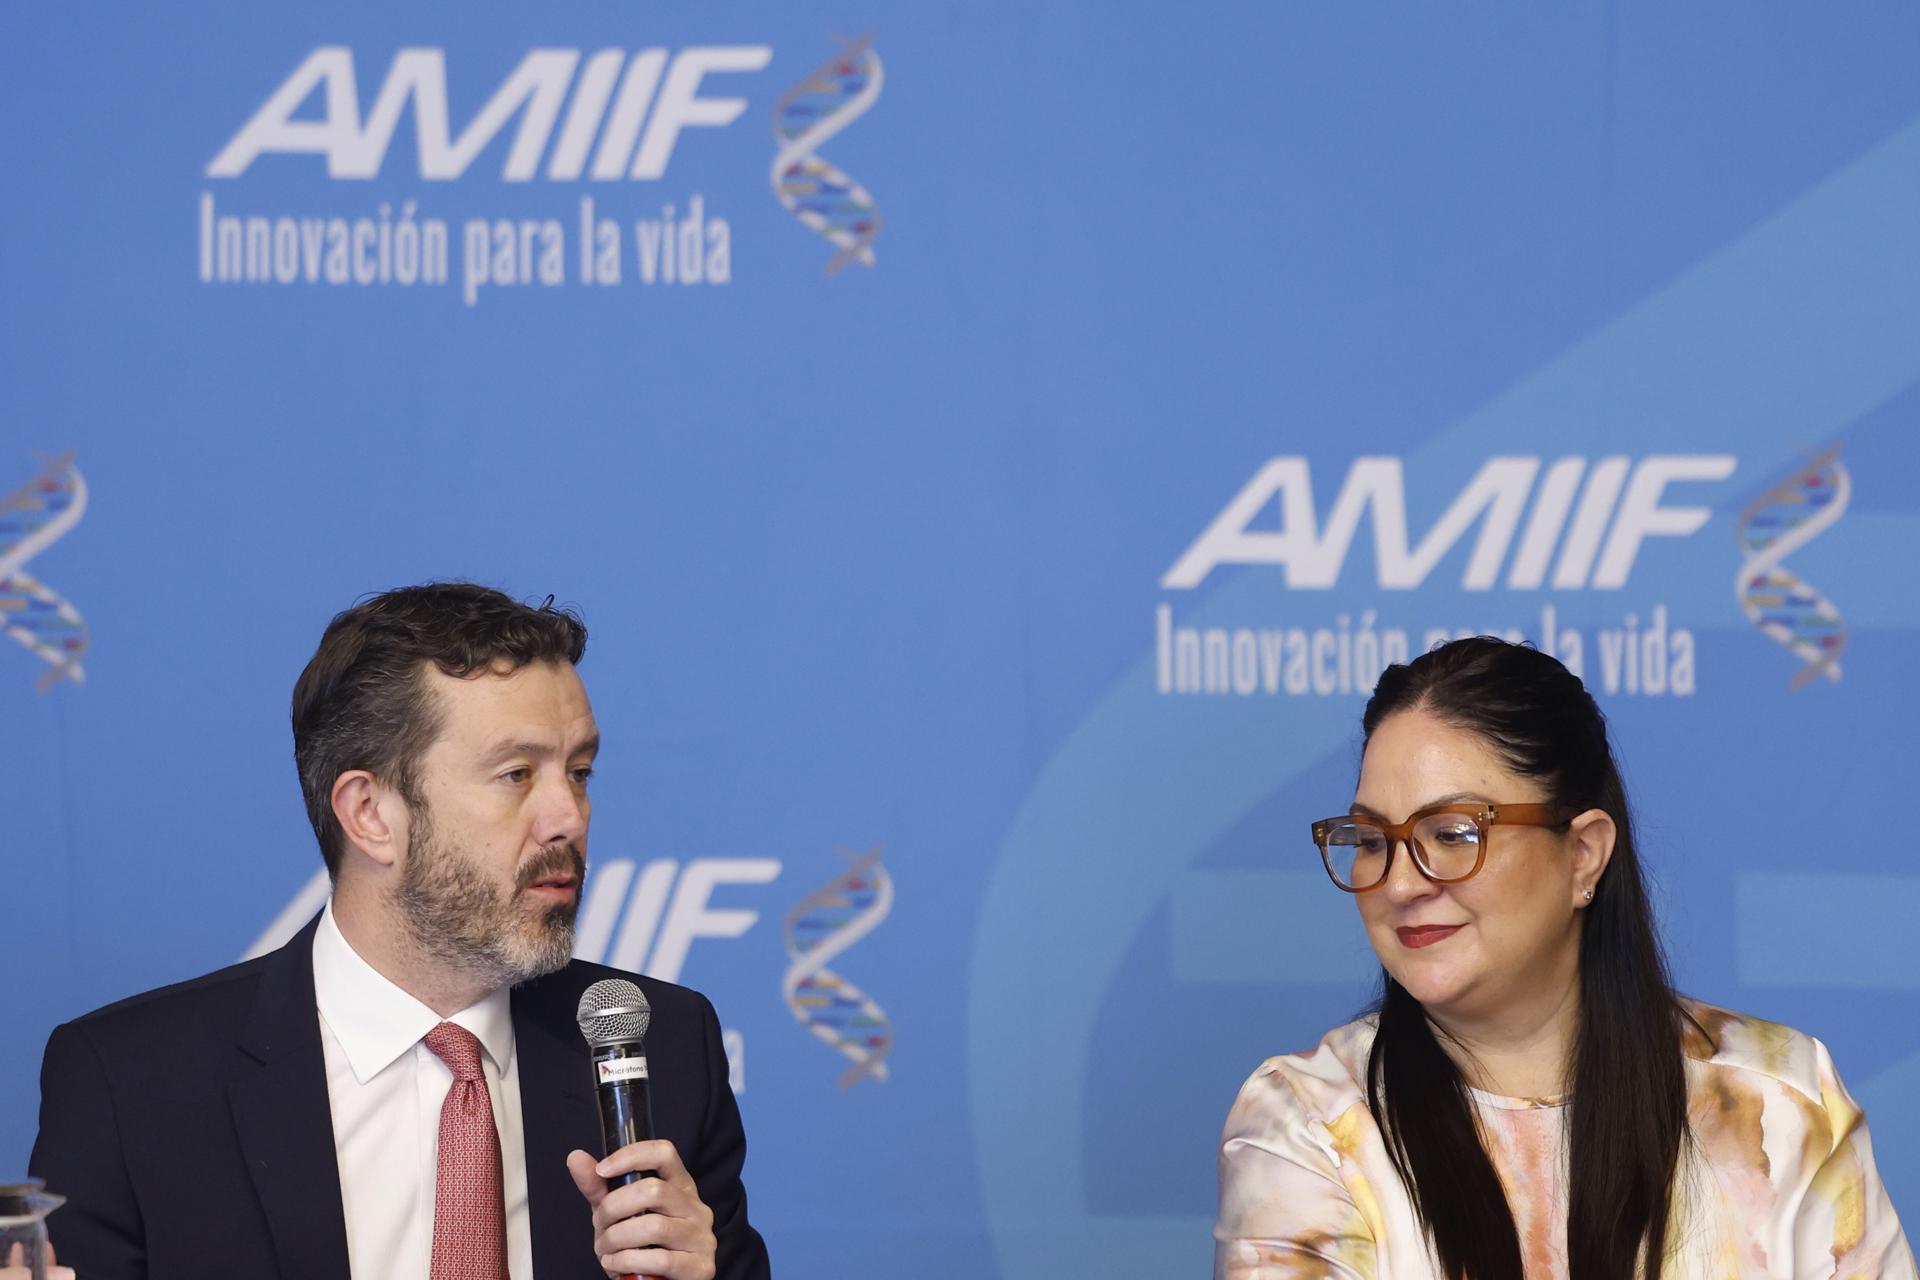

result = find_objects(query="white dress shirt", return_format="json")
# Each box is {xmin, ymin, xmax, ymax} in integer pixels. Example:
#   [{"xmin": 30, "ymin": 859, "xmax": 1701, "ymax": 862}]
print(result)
[{"xmin": 312, "ymin": 901, "xmax": 534, "ymax": 1279}]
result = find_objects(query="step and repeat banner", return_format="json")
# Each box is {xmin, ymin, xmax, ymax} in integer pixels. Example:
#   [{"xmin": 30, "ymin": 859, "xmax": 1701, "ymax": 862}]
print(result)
[{"xmin": 4, "ymin": 4, "xmax": 1918, "ymax": 1276}]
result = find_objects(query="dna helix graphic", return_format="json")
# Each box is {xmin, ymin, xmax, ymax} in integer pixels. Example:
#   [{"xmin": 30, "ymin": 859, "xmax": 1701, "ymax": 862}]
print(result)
[
  {"xmin": 770, "ymin": 34, "xmax": 883, "ymax": 276},
  {"xmin": 781, "ymin": 846, "xmax": 894, "ymax": 1087},
  {"xmin": 1, "ymin": 452, "xmax": 90, "ymax": 692},
  {"xmin": 1733, "ymin": 445, "xmax": 1849, "ymax": 689}
]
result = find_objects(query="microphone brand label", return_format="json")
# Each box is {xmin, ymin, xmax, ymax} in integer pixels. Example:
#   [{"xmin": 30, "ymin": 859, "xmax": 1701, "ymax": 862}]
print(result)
[{"xmin": 596, "ymin": 1057, "xmax": 650, "ymax": 1084}]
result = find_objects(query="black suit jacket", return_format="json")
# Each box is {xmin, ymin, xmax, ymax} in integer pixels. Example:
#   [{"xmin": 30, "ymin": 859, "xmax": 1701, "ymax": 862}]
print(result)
[{"xmin": 29, "ymin": 918, "xmax": 771, "ymax": 1279}]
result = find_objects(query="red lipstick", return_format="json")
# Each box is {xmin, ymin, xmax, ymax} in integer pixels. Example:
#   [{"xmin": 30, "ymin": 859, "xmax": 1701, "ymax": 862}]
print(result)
[{"xmin": 1396, "ymin": 924, "xmax": 1463, "ymax": 949}]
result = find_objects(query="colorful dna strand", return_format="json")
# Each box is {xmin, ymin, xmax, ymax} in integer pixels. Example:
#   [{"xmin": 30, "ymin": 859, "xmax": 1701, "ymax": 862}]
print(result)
[
  {"xmin": 1734, "ymin": 445, "xmax": 1848, "ymax": 689},
  {"xmin": 781, "ymin": 846, "xmax": 894, "ymax": 1087},
  {"xmin": 770, "ymin": 35, "xmax": 883, "ymax": 276},
  {"xmin": 1, "ymin": 452, "xmax": 89, "ymax": 691}
]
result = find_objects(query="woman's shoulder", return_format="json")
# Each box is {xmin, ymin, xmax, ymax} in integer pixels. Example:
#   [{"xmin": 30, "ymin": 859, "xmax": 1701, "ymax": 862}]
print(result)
[
  {"xmin": 1228, "ymin": 1014, "xmax": 1379, "ymax": 1130},
  {"xmin": 1677, "ymin": 996, "xmax": 1846, "ymax": 1109}
]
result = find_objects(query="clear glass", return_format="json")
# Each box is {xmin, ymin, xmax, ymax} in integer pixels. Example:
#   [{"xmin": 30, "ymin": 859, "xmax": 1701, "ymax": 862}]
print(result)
[
  {"xmin": 1311, "ymin": 802, "xmax": 1563, "ymax": 892},
  {"xmin": 0, "ymin": 1180, "xmax": 64, "ymax": 1280}
]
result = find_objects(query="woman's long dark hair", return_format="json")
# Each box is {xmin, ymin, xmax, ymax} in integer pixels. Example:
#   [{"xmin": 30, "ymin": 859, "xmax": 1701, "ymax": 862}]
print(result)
[{"xmin": 1360, "ymin": 638, "xmax": 1687, "ymax": 1280}]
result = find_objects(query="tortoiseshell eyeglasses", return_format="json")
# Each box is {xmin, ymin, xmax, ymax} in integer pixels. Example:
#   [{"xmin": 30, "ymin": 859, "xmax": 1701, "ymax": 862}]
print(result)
[{"xmin": 1310, "ymin": 802, "xmax": 1566, "ymax": 892}]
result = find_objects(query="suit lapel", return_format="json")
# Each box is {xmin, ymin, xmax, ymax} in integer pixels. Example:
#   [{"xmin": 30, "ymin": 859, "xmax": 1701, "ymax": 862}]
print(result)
[
  {"xmin": 514, "ymin": 979, "xmax": 605, "ymax": 1278},
  {"xmin": 228, "ymin": 918, "xmax": 352, "ymax": 1280}
]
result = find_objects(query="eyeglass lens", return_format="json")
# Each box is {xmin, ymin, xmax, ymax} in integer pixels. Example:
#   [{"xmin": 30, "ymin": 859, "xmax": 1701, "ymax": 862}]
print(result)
[{"xmin": 1321, "ymin": 812, "xmax": 1483, "ymax": 889}]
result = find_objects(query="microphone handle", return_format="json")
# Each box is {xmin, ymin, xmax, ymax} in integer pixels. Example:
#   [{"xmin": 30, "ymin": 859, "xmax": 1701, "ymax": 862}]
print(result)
[{"xmin": 591, "ymin": 1042, "xmax": 659, "ymax": 1188}]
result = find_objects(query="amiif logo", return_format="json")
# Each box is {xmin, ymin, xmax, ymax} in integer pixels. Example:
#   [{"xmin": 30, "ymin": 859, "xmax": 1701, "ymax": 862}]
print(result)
[
  {"xmin": 209, "ymin": 47, "xmax": 774, "ymax": 181},
  {"xmin": 1163, "ymin": 455, "xmax": 1737, "ymax": 591}
]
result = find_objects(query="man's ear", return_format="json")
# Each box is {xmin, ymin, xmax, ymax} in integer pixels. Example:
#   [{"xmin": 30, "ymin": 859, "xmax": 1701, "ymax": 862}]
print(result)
[
  {"xmin": 331, "ymin": 770, "xmax": 408, "ymax": 870},
  {"xmin": 1567, "ymin": 807, "xmax": 1616, "ymax": 907}
]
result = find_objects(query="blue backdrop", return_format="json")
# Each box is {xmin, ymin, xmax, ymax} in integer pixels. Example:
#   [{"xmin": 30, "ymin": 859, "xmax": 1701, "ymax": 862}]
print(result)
[{"xmin": 4, "ymin": 5, "xmax": 1917, "ymax": 1276}]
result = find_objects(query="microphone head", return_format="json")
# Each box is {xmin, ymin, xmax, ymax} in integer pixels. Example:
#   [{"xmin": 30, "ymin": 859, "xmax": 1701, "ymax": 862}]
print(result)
[{"xmin": 576, "ymin": 979, "xmax": 651, "ymax": 1049}]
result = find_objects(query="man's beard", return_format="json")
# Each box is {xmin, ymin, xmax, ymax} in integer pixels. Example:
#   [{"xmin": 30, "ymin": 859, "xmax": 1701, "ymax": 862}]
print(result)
[{"xmin": 395, "ymin": 808, "xmax": 583, "ymax": 991}]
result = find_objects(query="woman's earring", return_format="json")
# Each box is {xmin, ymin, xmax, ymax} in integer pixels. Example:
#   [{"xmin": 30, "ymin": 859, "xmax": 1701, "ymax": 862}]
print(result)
[{"xmin": 1582, "ymin": 887, "xmax": 1595, "ymax": 902}]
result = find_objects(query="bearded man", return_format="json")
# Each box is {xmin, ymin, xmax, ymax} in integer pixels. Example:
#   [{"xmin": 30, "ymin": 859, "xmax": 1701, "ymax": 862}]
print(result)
[{"xmin": 30, "ymin": 583, "xmax": 771, "ymax": 1280}]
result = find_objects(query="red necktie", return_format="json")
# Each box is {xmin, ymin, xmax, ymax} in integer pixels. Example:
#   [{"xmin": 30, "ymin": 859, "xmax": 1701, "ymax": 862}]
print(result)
[{"xmin": 423, "ymin": 1022, "xmax": 509, "ymax": 1280}]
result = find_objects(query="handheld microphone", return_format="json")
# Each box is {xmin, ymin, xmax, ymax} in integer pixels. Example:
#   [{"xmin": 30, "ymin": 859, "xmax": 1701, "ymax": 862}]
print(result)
[{"xmin": 575, "ymin": 979, "xmax": 656, "ymax": 1188}]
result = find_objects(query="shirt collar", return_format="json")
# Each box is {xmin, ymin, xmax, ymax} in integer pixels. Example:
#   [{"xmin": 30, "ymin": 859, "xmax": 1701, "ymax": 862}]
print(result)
[{"xmin": 312, "ymin": 899, "xmax": 516, "ymax": 1084}]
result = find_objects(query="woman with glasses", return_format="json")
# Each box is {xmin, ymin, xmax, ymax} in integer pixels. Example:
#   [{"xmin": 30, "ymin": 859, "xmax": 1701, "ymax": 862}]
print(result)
[{"xmin": 1214, "ymin": 637, "xmax": 1913, "ymax": 1280}]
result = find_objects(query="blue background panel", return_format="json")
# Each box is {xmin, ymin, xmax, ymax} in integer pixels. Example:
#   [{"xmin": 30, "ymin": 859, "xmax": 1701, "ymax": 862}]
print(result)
[{"xmin": 4, "ymin": 5, "xmax": 1917, "ymax": 1276}]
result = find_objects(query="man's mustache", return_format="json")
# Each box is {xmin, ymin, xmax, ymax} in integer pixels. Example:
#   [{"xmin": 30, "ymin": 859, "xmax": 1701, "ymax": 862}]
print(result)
[{"xmin": 515, "ymin": 843, "xmax": 586, "ymax": 891}]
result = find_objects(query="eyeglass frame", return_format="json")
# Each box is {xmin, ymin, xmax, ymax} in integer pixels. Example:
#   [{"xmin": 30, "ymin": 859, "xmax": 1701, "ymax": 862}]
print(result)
[{"xmin": 1310, "ymin": 802, "xmax": 1567, "ymax": 893}]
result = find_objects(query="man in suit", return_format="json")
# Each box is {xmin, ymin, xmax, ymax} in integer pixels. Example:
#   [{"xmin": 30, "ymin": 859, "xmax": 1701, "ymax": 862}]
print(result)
[{"xmin": 30, "ymin": 583, "xmax": 772, "ymax": 1280}]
